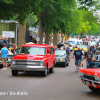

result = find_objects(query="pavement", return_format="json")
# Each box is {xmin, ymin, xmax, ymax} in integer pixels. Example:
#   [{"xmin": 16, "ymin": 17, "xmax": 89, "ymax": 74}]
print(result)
[{"xmin": 0, "ymin": 55, "xmax": 100, "ymax": 100}]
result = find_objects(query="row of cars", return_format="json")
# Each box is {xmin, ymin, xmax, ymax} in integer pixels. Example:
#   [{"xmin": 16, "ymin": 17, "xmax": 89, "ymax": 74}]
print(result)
[{"xmin": 4, "ymin": 44, "xmax": 70, "ymax": 77}]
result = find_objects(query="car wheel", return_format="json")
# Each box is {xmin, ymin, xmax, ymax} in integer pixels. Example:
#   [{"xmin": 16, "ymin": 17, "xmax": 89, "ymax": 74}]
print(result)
[
  {"xmin": 49, "ymin": 64, "xmax": 54, "ymax": 73},
  {"xmin": 88, "ymin": 86, "xmax": 100, "ymax": 92},
  {"xmin": 11, "ymin": 70, "xmax": 18, "ymax": 76},
  {"xmin": 67, "ymin": 63, "xmax": 69, "ymax": 66},
  {"xmin": 41, "ymin": 67, "xmax": 48, "ymax": 77}
]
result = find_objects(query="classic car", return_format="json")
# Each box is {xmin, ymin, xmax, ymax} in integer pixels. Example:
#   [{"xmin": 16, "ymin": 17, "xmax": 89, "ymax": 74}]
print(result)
[
  {"xmin": 55, "ymin": 49, "xmax": 70, "ymax": 67},
  {"xmin": 10, "ymin": 44, "xmax": 56, "ymax": 77},
  {"xmin": 0, "ymin": 50, "xmax": 15, "ymax": 67},
  {"xmin": 79, "ymin": 68, "xmax": 100, "ymax": 92}
]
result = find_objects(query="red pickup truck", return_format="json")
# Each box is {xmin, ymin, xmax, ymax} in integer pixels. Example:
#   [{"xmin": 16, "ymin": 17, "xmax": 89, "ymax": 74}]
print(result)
[
  {"xmin": 10, "ymin": 44, "xmax": 56, "ymax": 77},
  {"xmin": 79, "ymin": 68, "xmax": 100, "ymax": 92}
]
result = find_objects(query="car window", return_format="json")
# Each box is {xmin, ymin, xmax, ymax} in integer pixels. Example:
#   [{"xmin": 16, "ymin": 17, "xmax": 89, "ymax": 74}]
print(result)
[
  {"xmin": 20, "ymin": 47, "xmax": 46, "ymax": 55},
  {"xmin": 51, "ymin": 48, "xmax": 54, "ymax": 54}
]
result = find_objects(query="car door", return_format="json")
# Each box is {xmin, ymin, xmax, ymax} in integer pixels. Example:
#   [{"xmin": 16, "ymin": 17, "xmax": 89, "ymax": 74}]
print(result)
[
  {"xmin": 47, "ymin": 48, "xmax": 52, "ymax": 68},
  {"xmin": 50, "ymin": 47, "xmax": 55, "ymax": 67}
]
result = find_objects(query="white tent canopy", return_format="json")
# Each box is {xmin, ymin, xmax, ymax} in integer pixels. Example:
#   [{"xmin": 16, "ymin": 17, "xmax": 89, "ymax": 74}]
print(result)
[{"xmin": 67, "ymin": 38, "xmax": 81, "ymax": 42}]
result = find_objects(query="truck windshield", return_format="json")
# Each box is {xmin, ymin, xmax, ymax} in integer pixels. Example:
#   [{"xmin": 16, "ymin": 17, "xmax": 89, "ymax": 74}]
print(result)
[{"xmin": 20, "ymin": 47, "xmax": 46, "ymax": 55}]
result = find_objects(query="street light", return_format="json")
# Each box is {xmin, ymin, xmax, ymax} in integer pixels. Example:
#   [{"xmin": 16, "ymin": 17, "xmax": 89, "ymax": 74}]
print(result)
[{"xmin": 15, "ymin": 21, "xmax": 18, "ymax": 45}]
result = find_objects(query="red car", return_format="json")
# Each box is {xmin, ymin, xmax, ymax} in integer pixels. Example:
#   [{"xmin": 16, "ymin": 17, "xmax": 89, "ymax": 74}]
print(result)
[
  {"xmin": 79, "ymin": 68, "xmax": 100, "ymax": 92},
  {"xmin": 10, "ymin": 44, "xmax": 56, "ymax": 77}
]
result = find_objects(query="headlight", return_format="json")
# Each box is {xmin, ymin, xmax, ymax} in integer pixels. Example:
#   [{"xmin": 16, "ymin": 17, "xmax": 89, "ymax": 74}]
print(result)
[
  {"xmin": 60, "ymin": 58, "xmax": 65, "ymax": 62},
  {"xmin": 94, "ymin": 76, "xmax": 100, "ymax": 81},
  {"xmin": 12, "ymin": 61, "xmax": 16, "ymax": 65},
  {"xmin": 80, "ymin": 72, "xmax": 84, "ymax": 77},
  {"xmin": 39, "ymin": 62, "xmax": 44, "ymax": 66}
]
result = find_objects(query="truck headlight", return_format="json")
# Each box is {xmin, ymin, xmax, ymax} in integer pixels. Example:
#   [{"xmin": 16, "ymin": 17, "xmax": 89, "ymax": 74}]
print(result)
[
  {"xmin": 94, "ymin": 76, "xmax": 100, "ymax": 81},
  {"xmin": 12, "ymin": 61, "xmax": 16, "ymax": 65},
  {"xmin": 80, "ymin": 72, "xmax": 84, "ymax": 77}
]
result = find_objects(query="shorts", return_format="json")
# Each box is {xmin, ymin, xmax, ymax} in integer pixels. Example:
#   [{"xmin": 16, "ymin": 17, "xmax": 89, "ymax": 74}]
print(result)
[
  {"xmin": 1, "ymin": 58, "xmax": 7, "ymax": 63},
  {"xmin": 75, "ymin": 59, "xmax": 81, "ymax": 66},
  {"xmin": 70, "ymin": 50, "xmax": 73, "ymax": 52}
]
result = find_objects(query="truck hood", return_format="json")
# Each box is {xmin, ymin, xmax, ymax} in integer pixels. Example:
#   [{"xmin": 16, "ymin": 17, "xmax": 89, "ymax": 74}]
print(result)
[
  {"xmin": 12, "ymin": 54, "xmax": 47, "ymax": 61},
  {"xmin": 80, "ymin": 68, "xmax": 100, "ymax": 77}
]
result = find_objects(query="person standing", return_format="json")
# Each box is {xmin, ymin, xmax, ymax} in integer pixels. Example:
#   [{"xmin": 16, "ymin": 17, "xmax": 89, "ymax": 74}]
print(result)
[
  {"xmin": 73, "ymin": 47, "xmax": 83, "ymax": 71},
  {"xmin": 69, "ymin": 45, "xmax": 73, "ymax": 55},
  {"xmin": 86, "ymin": 50, "xmax": 93, "ymax": 68},
  {"xmin": 81, "ymin": 48, "xmax": 84, "ymax": 67},
  {"xmin": 1, "ymin": 44, "xmax": 8, "ymax": 70}
]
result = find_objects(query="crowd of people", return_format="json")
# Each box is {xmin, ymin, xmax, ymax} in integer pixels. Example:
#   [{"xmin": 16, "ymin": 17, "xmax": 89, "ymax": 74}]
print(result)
[{"xmin": 54, "ymin": 40, "xmax": 100, "ymax": 72}]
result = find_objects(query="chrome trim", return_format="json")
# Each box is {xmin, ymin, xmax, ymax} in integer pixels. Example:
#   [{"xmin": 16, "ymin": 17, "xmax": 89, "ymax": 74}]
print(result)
[
  {"xmin": 79, "ymin": 76, "xmax": 100, "ymax": 83},
  {"xmin": 79, "ymin": 76, "xmax": 100, "ymax": 88},
  {"xmin": 10, "ymin": 65, "xmax": 46, "ymax": 71},
  {"xmin": 11, "ymin": 59, "xmax": 44, "ymax": 62}
]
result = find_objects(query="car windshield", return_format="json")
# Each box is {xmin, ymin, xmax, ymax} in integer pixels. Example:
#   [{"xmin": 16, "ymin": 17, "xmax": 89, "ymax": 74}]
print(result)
[
  {"xmin": 20, "ymin": 47, "xmax": 46, "ymax": 55},
  {"xmin": 77, "ymin": 45, "xmax": 87, "ymax": 49},
  {"xmin": 55, "ymin": 50, "xmax": 66, "ymax": 56}
]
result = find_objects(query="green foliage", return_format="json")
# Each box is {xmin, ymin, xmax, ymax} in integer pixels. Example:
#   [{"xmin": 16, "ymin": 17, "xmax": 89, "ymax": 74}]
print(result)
[{"xmin": 26, "ymin": 13, "xmax": 38, "ymax": 27}]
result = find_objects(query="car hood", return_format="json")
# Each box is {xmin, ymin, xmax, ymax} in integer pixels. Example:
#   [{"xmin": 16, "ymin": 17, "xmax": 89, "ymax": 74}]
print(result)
[
  {"xmin": 80, "ymin": 68, "xmax": 100, "ymax": 77},
  {"xmin": 12, "ymin": 54, "xmax": 47, "ymax": 61}
]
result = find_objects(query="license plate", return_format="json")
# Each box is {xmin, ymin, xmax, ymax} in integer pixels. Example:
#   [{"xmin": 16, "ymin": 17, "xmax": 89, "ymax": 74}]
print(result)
[{"xmin": 86, "ymin": 81, "xmax": 90, "ymax": 86}]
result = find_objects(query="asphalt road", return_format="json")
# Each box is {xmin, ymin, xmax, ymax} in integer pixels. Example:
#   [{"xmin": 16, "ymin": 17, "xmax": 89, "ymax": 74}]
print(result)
[{"xmin": 0, "ymin": 55, "xmax": 100, "ymax": 100}]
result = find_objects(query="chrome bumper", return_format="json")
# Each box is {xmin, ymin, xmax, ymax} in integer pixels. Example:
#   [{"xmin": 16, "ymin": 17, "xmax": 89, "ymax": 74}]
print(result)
[
  {"xmin": 10, "ymin": 65, "xmax": 46, "ymax": 71},
  {"xmin": 79, "ymin": 76, "xmax": 100, "ymax": 88}
]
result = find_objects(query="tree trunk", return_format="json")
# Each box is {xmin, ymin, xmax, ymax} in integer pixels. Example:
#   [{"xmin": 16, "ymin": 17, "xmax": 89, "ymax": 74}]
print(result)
[
  {"xmin": 17, "ymin": 19, "xmax": 26, "ymax": 48},
  {"xmin": 81, "ymin": 33, "xmax": 84, "ymax": 39},
  {"xmin": 45, "ymin": 33, "xmax": 50, "ymax": 44},
  {"xmin": 53, "ymin": 32, "xmax": 58, "ymax": 45},
  {"xmin": 67, "ymin": 33, "xmax": 70, "ymax": 39},
  {"xmin": 38, "ymin": 12, "xmax": 44, "ymax": 44}
]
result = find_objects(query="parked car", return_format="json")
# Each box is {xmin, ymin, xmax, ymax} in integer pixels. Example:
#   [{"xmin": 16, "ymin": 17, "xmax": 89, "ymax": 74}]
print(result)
[
  {"xmin": 10, "ymin": 44, "xmax": 56, "ymax": 77},
  {"xmin": 55, "ymin": 49, "xmax": 70, "ymax": 67},
  {"xmin": 0, "ymin": 39, "xmax": 7, "ymax": 50},
  {"xmin": 0, "ymin": 50, "xmax": 15, "ymax": 67},
  {"xmin": 79, "ymin": 68, "xmax": 100, "ymax": 92}
]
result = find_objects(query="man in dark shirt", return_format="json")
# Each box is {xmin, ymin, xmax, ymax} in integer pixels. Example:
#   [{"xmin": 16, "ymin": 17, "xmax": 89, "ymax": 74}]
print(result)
[
  {"xmin": 86, "ymin": 50, "xmax": 93, "ymax": 68},
  {"xmin": 73, "ymin": 47, "xmax": 83, "ymax": 71}
]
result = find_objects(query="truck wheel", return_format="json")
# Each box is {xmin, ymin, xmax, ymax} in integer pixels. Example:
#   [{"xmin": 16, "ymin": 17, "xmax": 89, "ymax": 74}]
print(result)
[
  {"xmin": 41, "ymin": 67, "xmax": 47, "ymax": 77},
  {"xmin": 49, "ymin": 64, "xmax": 54, "ymax": 73},
  {"xmin": 89, "ymin": 86, "xmax": 100, "ymax": 92},
  {"xmin": 11, "ymin": 70, "xmax": 18, "ymax": 76}
]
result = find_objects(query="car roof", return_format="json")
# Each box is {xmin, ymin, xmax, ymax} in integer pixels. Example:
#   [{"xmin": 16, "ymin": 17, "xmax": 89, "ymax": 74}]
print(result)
[{"xmin": 22, "ymin": 44, "xmax": 53, "ymax": 48}]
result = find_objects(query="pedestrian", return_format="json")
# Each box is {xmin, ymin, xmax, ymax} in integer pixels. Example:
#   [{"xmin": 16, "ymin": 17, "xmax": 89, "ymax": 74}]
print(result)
[
  {"xmin": 81, "ymin": 48, "xmax": 84, "ymax": 67},
  {"xmin": 66, "ymin": 46, "xmax": 70, "ymax": 56},
  {"xmin": 73, "ymin": 47, "xmax": 83, "ymax": 71},
  {"xmin": 69, "ymin": 45, "xmax": 73, "ymax": 55},
  {"xmin": 11, "ymin": 46, "xmax": 15, "ymax": 55},
  {"xmin": 92, "ymin": 46, "xmax": 95, "ymax": 54},
  {"xmin": 1, "ymin": 44, "xmax": 8, "ymax": 70},
  {"xmin": 86, "ymin": 50, "xmax": 94, "ymax": 68},
  {"xmin": 95, "ymin": 48, "xmax": 99, "ymax": 55}
]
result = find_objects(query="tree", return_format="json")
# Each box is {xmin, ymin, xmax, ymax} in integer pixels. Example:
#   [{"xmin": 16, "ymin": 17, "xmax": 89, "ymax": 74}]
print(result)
[{"xmin": 26, "ymin": 13, "xmax": 38, "ymax": 27}]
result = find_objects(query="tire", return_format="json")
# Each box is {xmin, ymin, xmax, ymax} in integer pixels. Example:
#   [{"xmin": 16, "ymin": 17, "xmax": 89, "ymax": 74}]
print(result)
[
  {"xmin": 41, "ymin": 67, "xmax": 48, "ymax": 77},
  {"xmin": 11, "ymin": 70, "xmax": 18, "ymax": 76},
  {"xmin": 67, "ymin": 63, "xmax": 69, "ymax": 66},
  {"xmin": 49, "ymin": 64, "xmax": 54, "ymax": 73},
  {"xmin": 88, "ymin": 86, "xmax": 100, "ymax": 92}
]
